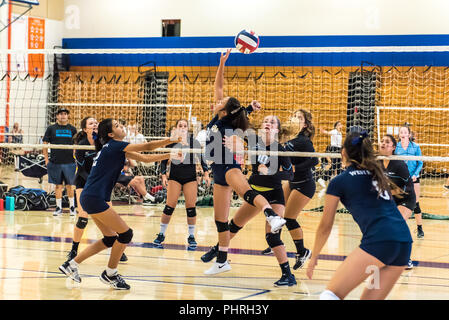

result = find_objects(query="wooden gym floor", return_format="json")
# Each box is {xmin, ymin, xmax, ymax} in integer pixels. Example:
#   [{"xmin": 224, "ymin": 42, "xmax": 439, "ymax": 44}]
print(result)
[{"xmin": 1, "ymin": 168, "xmax": 449, "ymax": 300}]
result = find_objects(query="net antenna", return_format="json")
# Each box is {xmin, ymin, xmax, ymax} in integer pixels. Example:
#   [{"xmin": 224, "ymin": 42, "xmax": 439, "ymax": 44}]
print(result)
[{"xmin": 0, "ymin": 0, "xmax": 40, "ymax": 33}]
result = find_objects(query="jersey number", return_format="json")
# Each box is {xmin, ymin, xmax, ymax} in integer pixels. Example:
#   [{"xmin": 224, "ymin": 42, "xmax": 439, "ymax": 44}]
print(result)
[
  {"xmin": 92, "ymin": 151, "xmax": 101, "ymax": 167},
  {"xmin": 257, "ymin": 154, "xmax": 269, "ymax": 165},
  {"xmin": 372, "ymin": 180, "xmax": 390, "ymax": 201}
]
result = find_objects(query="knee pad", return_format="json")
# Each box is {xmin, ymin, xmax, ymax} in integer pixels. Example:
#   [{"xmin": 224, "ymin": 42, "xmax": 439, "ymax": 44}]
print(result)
[
  {"xmin": 215, "ymin": 220, "xmax": 230, "ymax": 233},
  {"xmin": 243, "ymin": 189, "xmax": 259, "ymax": 206},
  {"xmin": 186, "ymin": 207, "xmax": 196, "ymax": 218},
  {"xmin": 285, "ymin": 218, "xmax": 300, "ymax": 231},
  {"xmin": 102, "ymin": 235, "xmax": 117, "ymax": 248},
  {"xmin": 265, "ymin": 232, "xmax": 283, "ymax": 248},
  {"xmin": 75, "ymin": 217, "xmax": 88, "ymax": 229},
  {"xmin": 229, "ymin": 219, "xmax": 243, "ymax": 234},
  {"xmin": 117, "ymin": 228, "xmax": 133, "ymax": 244},
  {"xmin": 320, "ymin": 290, "xmax": 340, "ymax": 300},
  {"xmin": 163, "ymin": 205, "xmax": 175, "ymax": 216}
]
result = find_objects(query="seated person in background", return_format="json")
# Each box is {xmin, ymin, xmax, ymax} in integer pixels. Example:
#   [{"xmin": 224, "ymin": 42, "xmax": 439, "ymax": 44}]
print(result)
[{"xmin": 116, "ymin": 158, "xmax": 155, "ymax": 205}]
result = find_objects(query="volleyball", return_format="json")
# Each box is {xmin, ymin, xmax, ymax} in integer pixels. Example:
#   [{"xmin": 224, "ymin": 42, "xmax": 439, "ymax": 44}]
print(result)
[{"xmin": 234, "ymin": 29, "xmax": 260, "ymax": 54}]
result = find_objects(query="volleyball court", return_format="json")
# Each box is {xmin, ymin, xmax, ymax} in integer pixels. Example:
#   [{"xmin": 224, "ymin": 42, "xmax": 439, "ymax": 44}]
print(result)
[{"xmin": 1, "ymin": 27, "xmax": 449, "ymax": 299}]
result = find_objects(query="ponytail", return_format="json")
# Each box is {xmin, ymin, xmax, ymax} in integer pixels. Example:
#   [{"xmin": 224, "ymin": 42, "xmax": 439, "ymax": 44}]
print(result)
[
  {"xmin": 95, "ymin": 118, "xmax": 113, "ymax": 152},
  {"xmin": 343, "ymin": 131, "xmax": 394, "ymax": 197}
]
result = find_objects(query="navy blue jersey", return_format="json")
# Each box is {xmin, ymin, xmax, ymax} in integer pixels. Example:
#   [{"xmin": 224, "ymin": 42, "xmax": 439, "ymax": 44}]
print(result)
[
  {"xmin": 205, "ymin": 106, "xmax": 253, "ymax": 165},
  {"xmin": 284, "ymin": 132, "xmax": 319, "ymax": 182},
  {"xmin": 326, "ymin": 165, "xmax": 412, "ymax": 245},
  {"xmin": 161, "ymin": 135, "xmax": 209, "ymax": 178},
  {"xmin": 82, "ymin": 139, "xmax": 130, "ymax": 201},
  {"xmin": 75, "ymin": 138, "xmax": 97, "ymax": 181},
  {"xmin": 248, "ymin": 137, "xmax": 293, "ymax": 189}
]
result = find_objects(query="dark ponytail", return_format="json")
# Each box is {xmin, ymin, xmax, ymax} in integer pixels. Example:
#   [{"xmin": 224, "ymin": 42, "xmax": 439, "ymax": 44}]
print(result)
[
  {"xmin": 95, "ymin": 118, "xmax": 113, "ymax": 152},
  {"xmin": 224, "ymin": 97, "xmax": 249, "ymax": 132},
  {"xmin": 73, "ymin": 116, "xmax": 93, "ymax": 144},
  {"xmin": 343, "ymin": 131, "xmax": 392, "ymax": 197},
  {"xmin": 296, "ymin": 109, "xmax": 315, "ymax": 140}
]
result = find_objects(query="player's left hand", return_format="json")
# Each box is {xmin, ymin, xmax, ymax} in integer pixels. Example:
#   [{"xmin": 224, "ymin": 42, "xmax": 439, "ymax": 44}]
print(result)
[{"xmin": 306, "ymin": 256, "xmax": 318, "ymax": 280}]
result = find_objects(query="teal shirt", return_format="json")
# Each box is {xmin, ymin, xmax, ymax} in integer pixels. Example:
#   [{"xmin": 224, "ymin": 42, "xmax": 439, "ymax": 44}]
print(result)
[{"xmin": 395, "ymin": 141, "xmax": 423, "ymax": 178}]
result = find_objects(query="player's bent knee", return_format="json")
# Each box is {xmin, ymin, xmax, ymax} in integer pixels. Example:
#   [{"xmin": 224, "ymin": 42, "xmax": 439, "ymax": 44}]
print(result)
[
  {"xmin": 215, "ymin": 220, "xmax": 229, "ymax": 233},
  {"xmin": 229, "ymin": 219, "xmax": 243, "ymax": 234},
  {"xmin": 285, "ymin": 218, "xmax": 300, "ymax": 231},
  {"xmin": 117, "ymin": 228, "xmax": 133, "ymax": 244},
  {"xmin": 243, "ymin": 189, "xmax": 259, "ymax": 206},
  {"xmin": 186, "ymin": 207, "xmax": 196, "ymax": 218},
  {"xmin": 75, "ymin": 217, "xmax": 88, "ymax": 229},
  {"xmin": 163, "ymin": 205, "xmax": 175, "ymax": 216},
  {"xmin": 265, "ymin": 232, "xmax": 283, "ymax": 248},
  {"xmin": 102, "ymin": 235, "xmax": 117, "ymax": 248}
]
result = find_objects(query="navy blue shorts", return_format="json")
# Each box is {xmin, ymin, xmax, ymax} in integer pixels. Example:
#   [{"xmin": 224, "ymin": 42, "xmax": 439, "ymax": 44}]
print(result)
[
  {"xmin": 360, "ymin": 241, "xmax": 412, "ymax": 266},
  {"xmin": 251, "ymin": 186, "xmax": 285, "ymax": 206},
  {"xmin": 211, "ymin": 163, "xmax": 242, "ymax": 186},
  {"xmin": 47, "ymin": 162, "xmax": 76, "ymax": 185},
  {"xmin": 394, "ymin": 193, "xmax": 416, "ymax": 212},
  {"xmin": 289, "ymin": 179, "xmax": 316, "ymax": 199},
  {"xmin": 80, "ymin": 193, "xmax": 110, "ymax": 214}
]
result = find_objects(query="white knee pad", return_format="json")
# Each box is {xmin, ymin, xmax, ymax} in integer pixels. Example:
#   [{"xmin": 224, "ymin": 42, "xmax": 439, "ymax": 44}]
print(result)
[{"xmin": 320, "ymin": 289, "xmax": 340, "ymax": 300}]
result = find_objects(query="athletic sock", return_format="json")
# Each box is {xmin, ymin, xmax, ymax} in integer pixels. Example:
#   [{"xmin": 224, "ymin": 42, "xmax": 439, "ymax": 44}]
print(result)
[
  {"xmin": 188, "ymin": 224, "xmax": 195, "ymax": 236},
  {"xmin": 217, "ymin": 247, "xmax": 228, "ymax": 264},
  {"xmin": 56, "ymin": 198, "xmax": 62, "ymax": 209},
  {"xmin": 71, "ymin": 241, "xmax": 79, "ymax": 252},
  {"xmin": 160, "ymin": 223, "xmax": 168, "ymax": 235},
  {"xmin": 280, "ymin": 262, "xmax": 291, "ymax": 276},
  {"xmin": 69, "ymin": 197, "xmax": 75, "ymax": 208},
  {"xmin": 69, "ymin": 259, "xmax": 78, "ymax": 268},
  {"xmin": 294, "ymin": 239, "xmax": 306, "ymax": 255},
  {"xmin": 106, "ymin": 267, "xmax": 117, "ymax": 277}
]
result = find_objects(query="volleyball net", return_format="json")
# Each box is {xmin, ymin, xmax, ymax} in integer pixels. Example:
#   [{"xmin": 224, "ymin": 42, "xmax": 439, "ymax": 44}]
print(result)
[{"xmin": 0, "ymin": 48, "xmax": 448, "ymax": 214}]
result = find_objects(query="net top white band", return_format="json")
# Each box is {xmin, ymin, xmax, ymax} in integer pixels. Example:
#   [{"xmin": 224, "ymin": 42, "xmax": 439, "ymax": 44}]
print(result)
[{"xmin": 2, "ymin": 46, "xmax": 449, "ymax": 55}]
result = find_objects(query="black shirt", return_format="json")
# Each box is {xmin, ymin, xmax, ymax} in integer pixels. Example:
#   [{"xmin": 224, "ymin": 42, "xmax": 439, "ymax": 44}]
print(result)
[
  {"xmin": 161, "ymin": 135, "xmax": 209, "ymax": 179},
  {"xmin": 248, "ymin": 137, "xmax": 293, "ymax": 189},
  {"xmin": 284, "ymin": 132, "xmax": 319, "ymax": 182},
  {"xmin": 75, "ymin": 138, "xmax": 97, "ymax": 183},
  {"xmin": 43, "ymin": 123, "xmax": 77, "ymax": 164},
  {"xmin": 382, "ymin": 159, "xmax": 415, "ymax": 203}
]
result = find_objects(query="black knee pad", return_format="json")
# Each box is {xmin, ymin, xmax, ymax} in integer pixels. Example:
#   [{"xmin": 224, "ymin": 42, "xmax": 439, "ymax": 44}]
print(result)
[
  {"xmin": 163, "ymin": 205, "xmax": 175, "ymax": 216},
  {"xmin": 75, "ymin": 217, "xmax": 88, "ymax": 229},
  {"xmin": 117, "ymin": 228, "xmax": 133, "ymax": 244},
  {"xmin": 265, "ymin": 232, "xmax": 283, "ymax": 248},
  {"xmin": 285, "ymin": 218, "xmax": 300, "ymax": 231},
  {"xmin": 243, "ymin": 189, "xmax": 259, "ymax": 206},
  {"xmin": 229, "ymin": 219, "xmax": 243, "ymax": 234},
  {"xmin": 215, "ymin": 220, "xmax": 230, "ymax": 233},
  {"xmin": 186, "ymin": 207, "xmax": 196, "ymax": 218},
  {"xmin": 102, "ymin": 235, "xmax": 117, "ymax": 248}
]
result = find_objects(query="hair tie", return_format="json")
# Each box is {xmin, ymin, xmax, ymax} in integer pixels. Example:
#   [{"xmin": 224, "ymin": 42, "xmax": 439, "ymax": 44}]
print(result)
[
  {"xmin": 230, "ymin": 105, "xmax": 244, "ymax": 115},
  {"xmin": 92, "ymin": 131, "xmax": 98, "ymax": 141},
  {"xmin": 351, "ymin": 131, "xmax": 369, "ymax": 146}
]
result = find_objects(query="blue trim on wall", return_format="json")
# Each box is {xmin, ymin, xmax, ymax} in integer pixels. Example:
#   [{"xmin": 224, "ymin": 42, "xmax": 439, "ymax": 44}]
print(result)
[
  {"xmin": 63, "ymin": 34, "xmax": 449, "ymax": 49},
  {"xmin": 62, "ymin": 35, "xmax": 449, "ymax": 67}
]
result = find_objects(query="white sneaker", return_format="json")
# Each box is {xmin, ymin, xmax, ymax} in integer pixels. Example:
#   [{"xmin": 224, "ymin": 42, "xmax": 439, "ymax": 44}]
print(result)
[
  {"xmin": 318, "ymin": 178, "xmax": 326, "ymax": 188},
  {"xmin": 204, "ymin": 261, "xmax": 231, "ymax": 275},
  {"xmin": 53, "ymin": 207, "xmax": 63, "ymax": 216},
  {"xmin": 70, "ymin": 206, "xmax": 77, "ymax": 216},
  {"xmin": 59, "ymin": 260, "xmax": 81, "ymax": 283},
  {"xmin": 266, "ymin": 215, "xmax": 286, "ymax": 233}
]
